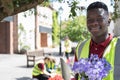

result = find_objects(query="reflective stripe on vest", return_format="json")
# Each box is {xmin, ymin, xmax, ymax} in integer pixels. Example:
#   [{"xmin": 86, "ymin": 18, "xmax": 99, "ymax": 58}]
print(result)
[
  {"xmin": 46, "ymin": 61, "xmax": 55, "ymax": 69},
  {"xmin": 32, "ymin": 64, "xmax": 43, "ymax": 76},
  {"xmin": 46, "ymin": 62, "xmax": 50, "ymax": 69},
  {"xmin": 51, "ymin": 62, "xmax": 55, "ymax": 69},
  {"xmin": 76, "ymin": 38, "xmax": 120, "ymax": 80}
]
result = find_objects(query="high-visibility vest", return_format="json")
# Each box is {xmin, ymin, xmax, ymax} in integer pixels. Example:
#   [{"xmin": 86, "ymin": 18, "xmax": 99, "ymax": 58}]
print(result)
[
  {"xmin": 76, "ymin": 37, "xmax": 120, "ymax": 80},
  {"xmin": 32, "ymin": 64, "xmax": 43, "ymax": 76},
  {"xmin": 64, "ymin": 39, "xmax": 72, "ymax": 53},
  {"xmin": 50, "ymin": 62, "xmax": 55, "ymax": 69},
  {"xmin": 46, "ymin": 61, "xmax": 55, "ymax": 69}
]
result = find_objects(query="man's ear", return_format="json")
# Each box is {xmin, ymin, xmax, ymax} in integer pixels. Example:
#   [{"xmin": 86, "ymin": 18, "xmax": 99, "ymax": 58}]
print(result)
[
  {"xmin": 108, "ymin": 12, "xmax": 112, "ymax": 24},
  {"xmin": 108, "ymin": 19, "xmax": 111, "ymax": 24},
  {"xmin": 107, "ymin": 18, "xmax": 111, "ymax": 26}
]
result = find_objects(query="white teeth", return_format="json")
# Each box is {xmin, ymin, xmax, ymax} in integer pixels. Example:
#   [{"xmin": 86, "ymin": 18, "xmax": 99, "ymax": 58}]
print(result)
[
  {"xmin": 92, "ymin": 26, "xmax": 100, "ymax": 29},
  {"xmin": 91, "ymin": 28, "xmax": 98, "ymax": 30},
  {"xmin": 91, "ymin": 27, "xmax": 100, "ymax": 31}
]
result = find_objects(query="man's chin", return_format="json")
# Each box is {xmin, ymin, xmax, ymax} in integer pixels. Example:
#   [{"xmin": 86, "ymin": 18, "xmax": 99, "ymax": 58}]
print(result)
[
  {"xmin": 91, "ymin": 31, "xmax": 100, "ymax": 36},
  {"xmin": 91, "ymin": 31, "xmax": 99, "ymax": 35},
  {"xmin": 91, "ymin": 29, "xmax": 99, "ymax": 33}
]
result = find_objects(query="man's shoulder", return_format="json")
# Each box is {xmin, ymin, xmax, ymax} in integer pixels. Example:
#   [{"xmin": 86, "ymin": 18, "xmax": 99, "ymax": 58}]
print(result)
[
  {"xmin": 77, "ymin": 39, "xmax": 90, "ymax": 48},
  {"xmin": 113, "ymin": 37, "xmax": 120, "ymax": 40},
  {"xmin": 81, "ymin": 39, "xmax": 90, "ymax": 44},
  {"xmin": 112, "ymin": 37, "xmax": 120, "ymax": 44},
  {"xmin": 117, "ymin": 37, "xmax": 120, "ymax": 42}
]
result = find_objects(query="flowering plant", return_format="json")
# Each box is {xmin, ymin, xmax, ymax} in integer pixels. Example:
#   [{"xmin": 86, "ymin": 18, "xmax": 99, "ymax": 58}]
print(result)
[
  {"xmin": 72, "ymin": 54, "xmax": 111, "ymax": 80},
  {"xmin": 48, "ymin": 75, "xmax": 64, "ymax": 80}
]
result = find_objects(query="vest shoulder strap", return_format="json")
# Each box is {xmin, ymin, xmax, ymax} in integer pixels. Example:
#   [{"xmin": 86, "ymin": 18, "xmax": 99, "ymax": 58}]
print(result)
[{"xmin": 77, "ymin": 40, "xmax": 88, "ymax": 59}]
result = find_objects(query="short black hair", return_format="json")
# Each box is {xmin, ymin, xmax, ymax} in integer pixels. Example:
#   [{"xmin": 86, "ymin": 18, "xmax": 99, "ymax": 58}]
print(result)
[{"xmin": 87, "ymin": 1, "xmax": 108, "ymax": 12}]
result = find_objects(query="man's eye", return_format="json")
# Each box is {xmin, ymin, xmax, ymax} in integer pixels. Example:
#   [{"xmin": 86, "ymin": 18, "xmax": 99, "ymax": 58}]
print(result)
[
  {"xmin": 97, "ymin": 18, "xmax": 104, "ymax": 22},
  {"xmin": 87, "ymin": 19, "xmax": 94, "ymax": 23},
  {"xmin": 87, "ymin": 18, "xmax": 104, "ymax": 23}
]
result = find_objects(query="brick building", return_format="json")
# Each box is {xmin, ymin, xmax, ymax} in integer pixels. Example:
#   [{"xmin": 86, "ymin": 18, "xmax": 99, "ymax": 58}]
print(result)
[
  {"xmin": 0, "ymin": 6, "xmax": 53, "ymax": 54},
  {"xmin": 0, "ymin": 16, "xmax": 18, "ymax": 54}
]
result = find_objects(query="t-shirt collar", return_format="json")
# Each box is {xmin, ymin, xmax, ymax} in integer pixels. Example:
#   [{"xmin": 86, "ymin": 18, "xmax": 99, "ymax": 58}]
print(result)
[{"xmin": 90, "ymin": 34, "xmax": 113, "ymax": 47}]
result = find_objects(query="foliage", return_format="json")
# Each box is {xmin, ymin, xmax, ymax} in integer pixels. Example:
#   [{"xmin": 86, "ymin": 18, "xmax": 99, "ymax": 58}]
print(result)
[
  {"xmin": 18, "ymin": 23, "xmax": 30, "ymax": 53},
  {"xmin": 61, "ymin": 16, "xmax": 90, "ymax": 42},
  {"xmin": 112, "ymin": 0, "xmax": 120, "ymax": 21},
  {"xmin": 68, "ymin": 0, "xmax": 79, "ymax": 18},
  {"xmin": 40, "ymin": 0, "xmax": 50, "ymax": 7},
  {"xmin": 0, "ymin": 0, "xmax": 44, "ymax": 21},
  {"xmin": 13, "ymin": 0, "xmax": 35, "ymax": 7},
  {"xmin": 52, "ymin": 11, "xmax": 60, "ymax": 46},
  {"xmin": 66, "ymin": 0, "xmax": 120, "ymax": 21},
  {"xmin": 0, "ymin": 0, "xmax": 120, "ymax": 21},
  {"xmin": 0, "ymin": 0, "xmax": 120, "ymax": 20}
]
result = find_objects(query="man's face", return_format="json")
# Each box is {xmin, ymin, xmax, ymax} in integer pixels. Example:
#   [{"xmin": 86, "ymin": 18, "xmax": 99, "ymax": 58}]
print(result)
[{"xmin": 87, "ymin": 8, "xmax": 110, "ymax": 37}]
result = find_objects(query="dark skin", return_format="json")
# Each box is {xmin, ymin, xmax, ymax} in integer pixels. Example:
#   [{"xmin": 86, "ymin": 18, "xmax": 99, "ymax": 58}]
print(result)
[{"xmin": 87, "ymin": 8, "xmax": 110, "ymax": 43}]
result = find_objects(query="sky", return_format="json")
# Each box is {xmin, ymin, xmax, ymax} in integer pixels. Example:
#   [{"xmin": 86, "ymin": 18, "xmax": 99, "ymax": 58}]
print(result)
[{"xmin": 52, "ymin": 0, "xmax": 114, "ymax": 21}]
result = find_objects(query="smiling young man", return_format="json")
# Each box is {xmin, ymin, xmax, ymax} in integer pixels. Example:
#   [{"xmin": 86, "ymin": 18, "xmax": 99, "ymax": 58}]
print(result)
[{"xmin": 74, "ymin": 1, "xmax": 120, "ymax": 80}]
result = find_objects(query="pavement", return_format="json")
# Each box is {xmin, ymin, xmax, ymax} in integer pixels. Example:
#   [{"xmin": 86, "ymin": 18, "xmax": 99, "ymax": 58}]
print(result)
[
  {"xmin": 0, "ymin": 54, "xmax": 62, "ymax": 80},
  {"xmin": 0, "ymin": 46, "xmax": 75, "ymax": 80},
  {"xmin": 0, "ymin": 54, "xmax": 33, "ymax": 80},
  {"xmin": 0, "ymin": 43, "xmax": 76, "ymax": 80}
]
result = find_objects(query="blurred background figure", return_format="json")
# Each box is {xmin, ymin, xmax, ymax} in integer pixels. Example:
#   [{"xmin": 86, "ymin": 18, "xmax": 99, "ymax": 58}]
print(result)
[
  {"xmin": 44, "ymin": 56, "xmax": 56, "ymax": 73},
  {"xmin": 32, "ymin": 63, "xmax": 50, "ymax": 80},
  {"xmin": 64, "ymin": 36, "xmax": 72, "ymax": 63}
]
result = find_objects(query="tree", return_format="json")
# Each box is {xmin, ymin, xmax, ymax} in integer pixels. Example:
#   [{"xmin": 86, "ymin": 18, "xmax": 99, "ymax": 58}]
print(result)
[
  {"xmin": 0, "ymin": 0, "xmax": 118, "ymax": 22},
  {"xmin": 18, "ymin": 23, "xmax": 30, "ymax": 54},
  {"xmin": 0, "ymin": 0, "xmax": 44, "ymax": 21},
  {"xmin": 61, "ymin": 16, "xmax": 90, "ymax": 42},
  {"xmin": 52, "ymin": 11, "xmax": 60, "ymax": 46}
]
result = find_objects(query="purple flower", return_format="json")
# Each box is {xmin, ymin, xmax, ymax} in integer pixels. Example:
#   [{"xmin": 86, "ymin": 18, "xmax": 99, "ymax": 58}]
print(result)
[{"xmin": 72, "ymin": 54, "xmax": 111, "ymax": 80}]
